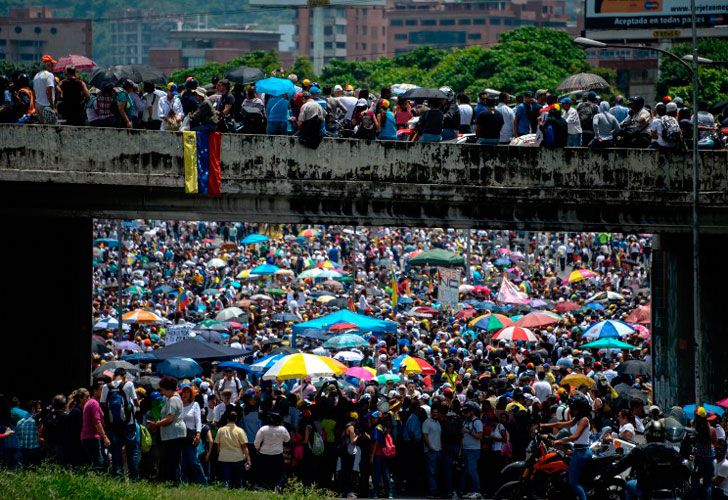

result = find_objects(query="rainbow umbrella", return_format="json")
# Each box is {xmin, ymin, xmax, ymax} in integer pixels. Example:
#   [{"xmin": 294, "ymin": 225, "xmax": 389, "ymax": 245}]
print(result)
[
  {"xmin": 470, "ymin": 313, "xmax": 513, "ymax": 332},
  {"xmin": 565, "ymin": 269, "xmax": 597, "ymax": 284},
  {"xmin": 392, "ymin": 355, "xmax": 436, "ymax": 375},
  {"xmin": 493, "ymin": 326, "xmax": 538, "ymax": 342},
  {"xmin": 514, "ymin": 311, "xmax": 561, "ymax": 329},
  {"xmin": 299, "ymin": 228, "xmax": 321, "ymax": 238},
  {"xmin": 262, "ymin": 353, "xmax": 346, "ymax": 380},
  {"xmin": 316, "ymin": 260, "xmax": 342, "ymax": 269}
]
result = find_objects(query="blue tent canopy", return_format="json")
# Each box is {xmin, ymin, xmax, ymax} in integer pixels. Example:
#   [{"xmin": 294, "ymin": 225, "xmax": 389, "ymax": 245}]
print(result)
[
  {"xmin": 292, "ymin": 310, "xmax": 396, "ymax": 346},
  {"xmin": 250, "ymin": 263, "xmax": 280, "ymax": 275}
]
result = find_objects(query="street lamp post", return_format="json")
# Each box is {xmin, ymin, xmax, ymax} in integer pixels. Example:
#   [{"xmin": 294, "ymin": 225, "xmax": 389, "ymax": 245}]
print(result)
[{"xmin": 576, "ymin": 22, "xmax": 704, "ymax": 404}]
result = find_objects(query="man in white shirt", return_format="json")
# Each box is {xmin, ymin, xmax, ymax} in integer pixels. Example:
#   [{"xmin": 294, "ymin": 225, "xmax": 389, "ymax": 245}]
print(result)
[
  {"xmin": 533, "ymin": 370, "xmax": 553, "ymax": 402},
  {"xmin": 561, "ymin": 98, "xmax": 582, "ymax": 147},
  {"xmin": 497, "ymin": 92, "xmax": 515, "ymax": 145},
  {"xmin": 32, "ymin": 54, "xmax": 57, "ymax": 124},
  {"xmin": 141, "ymin": 82, "xmax": 167, "ymax": 130},
  {"xmin": 458, "ymin": 93, "xmax": 474, "ymax": 133},
  {"xmin": 337, "ymin": 85, "xmax": 358, "ymax": 121},
  {"xmin": 422, "ymin": 406, "xmax": 443, "ymax": 498},
  {"xmin": 215, "ymin": 368, "xmax": 243, "ymax": 404},
  {"xmin": 714, "ymin": 443, "xmax": 728, "ymax": 499}
]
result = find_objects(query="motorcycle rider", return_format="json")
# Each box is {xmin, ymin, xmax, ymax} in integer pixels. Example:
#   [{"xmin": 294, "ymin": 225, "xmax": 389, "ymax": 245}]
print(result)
[
  {"xmin": 608, "ymin": 418, "xmax": 688, "ymax": 500},
  {"xmin": 539, "ymin": 394, "xmax": 592, "ymax": 500}
]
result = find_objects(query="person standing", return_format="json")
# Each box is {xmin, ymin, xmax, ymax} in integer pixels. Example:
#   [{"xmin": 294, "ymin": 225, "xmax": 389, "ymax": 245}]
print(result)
[
  {"xmin": 80, "ymin": 381, "xmax": 110, "ymax": 471},
  {"xmin": 460, "ymin": 402, "xmax": 483, "ymax": 499},
  {"xmin": 180, "ymin": 386, "xmax": 207, "ymax": 485},
  {"xmin": 590, "ymin": 101, "xmax": 621, "ymax": 149},
  {"xmin": 254, "ymin": 411, "xmax": 290, "ymax": 490},
  {"xmin": 610, "ymin": 95, "xmax": 629, "ymax": 123},
  {"xmin": 496, "ymin": 92, "xmax": 515, "ymax": 145},
  {"xmin": 475, "ymin": 97, "xmax": 504, "ymax": 146},
  {"xmin": 148, "ymin": 376, "xmax": 187, "ymax": 485},
  {"xmin": 577, "ymin": 92, "xmax": 599, "ymax": 146},
  {"xmin": 64, "ymin": 389, "xmax": 86, "ymax": 467},
  {"xmin": 141, "ymin": 82, "xmax": 165, "ymax": 130},
  {"xmin": 215, "ymin": 406, "xmax": 252, "ymax": 489},
  {"xmin": 561, "ymin": 98, "xmax": 582, "ymax": 147},
  {"xmin": 422, "ymin": 406, "xmax": 443, "ymax": 499},
  {"xmin": 457, "ymin": 93, "xmax": 474, "ymax": 134},
  {"xmin": 100, "ymin": 367, "xmax": 140, "ymax": 479},
  {"xmin": 39, "ymin": 394, "xmax": 68, "ymax": 464},
  {"xmin": 58, "ymin": 67, "xmax": 89, "ymax": 126},
  {"xmin": 115, "ymin": 80, "xmax": 136, "ymax": 129},
  {"xmin": 32, "ymin": 54, "xmax": 57, "ymax": 124},
  {"xmin": 374, "ymin": 99, "xmax": 398, "ymax": 141}
]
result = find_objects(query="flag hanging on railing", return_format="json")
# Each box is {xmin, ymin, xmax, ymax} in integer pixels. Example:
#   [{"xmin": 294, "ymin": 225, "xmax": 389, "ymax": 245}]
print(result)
[{"xmin": 183, "ymin": 130, "xmax": 222, "ymax": 195}]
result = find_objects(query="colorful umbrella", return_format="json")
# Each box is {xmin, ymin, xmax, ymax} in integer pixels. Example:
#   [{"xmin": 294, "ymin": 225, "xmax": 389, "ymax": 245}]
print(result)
[
  {"xmin": 470, "ymin": 313, "xmax": 513, "ymax": 332},
  {"xmin": 580, "ymin": 338, "xmax": 638, "ymax": 350},
  {"xmin": 565, "ymin": 269, "xmax": 597, "ymax": 284},
  {"xmin": 631, "ymin": 324, "xmax": 650, "ymax": 338},
  {"xmin": 156, "ymin": 358, "xmax": 202, "ymax": 378},
  {"xmin": 345, "ymin": 366, "xmax": 375, "ymax": 379},
  {"xmin": 376, "ymin": 373, "xmax": 401, "ymax": 384},
  {"xmin": 299, "ymin": 228, "xmax": 321, "ymax": 238},
  {"xmin": 262, "ymin": 353, "xmax": 346, "ymax": 380},
  {"xmin": 409, "ymin": 306, "xmax": 439, "ymax": 318},
  {"xmin": 582, "ymin": 320, "xmax": 635, "ymax": 340},
  {"xmin": 514, "ymin": 311, "xmax": 561, "ymax": 329},
  {"xmin": 392, "ymin": 355, "xmax": 437, "ymax": 375},
  {"xmin": 492, "ymin": 326, "xmax": 538, "ymax": 343},
  {"xmin": 324, "ymin": 333, "xmax": 367, "ymax": 350},
  {"xmin": 715, "ymin": 398, "xmax": 728, "ymax": 409},
  {"xmin": 241, "ymin": 233, "xmax": 269, "ymax": 245},
  {"xmin": 316, "ymin": 260, "xmax": 342, "ymax": 269},
  {"xmin": 560, "ymin": 373, "xmax": 596, "ymax": 389},
  {"xmin": 122, "ymin": 309, "xmax": 163, "ymax": 324},
  {"xmin": 555, "ymin": 301, "xmax": 581, "ymax": 313},
  {"xmin": 328, "ymin": 322, "xmax": 360, "ymax": 332},
  {"xmin": 683, "ymin": 404, "xmax": 725, "ymax": 418},
  {"xmin": 248, "ymin": 353, "xmax": 286, "ymax": 373}
]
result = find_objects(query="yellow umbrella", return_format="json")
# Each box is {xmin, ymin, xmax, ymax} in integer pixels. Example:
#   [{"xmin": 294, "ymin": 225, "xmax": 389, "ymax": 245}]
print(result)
[
  {"xmin": 317, "ymin": 295, "xmax": 336, "ymax": 303},
  {"xmin": 236, "ymin": 269, "xmax": 251, "ymax": 279},
  {"xmin": 122, "ymin": 309, "xmax": 163, "ymax": 324},
  {"xmin": 262, "ymin": 353, "xmax": 346, "ymax": 381},
  {"xmin": 560, "ymin": 373, "xmax": 596, "ymax": 389}
]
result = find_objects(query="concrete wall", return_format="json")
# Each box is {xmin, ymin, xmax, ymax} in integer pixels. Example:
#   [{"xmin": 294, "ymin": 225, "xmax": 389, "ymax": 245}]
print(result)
[{"xmin": 0, "ymin": 125, "xmax": 726, "ymax": 232}]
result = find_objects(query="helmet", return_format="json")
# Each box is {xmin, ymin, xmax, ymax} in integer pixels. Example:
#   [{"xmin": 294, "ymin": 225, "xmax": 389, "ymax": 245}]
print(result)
[
  {"xmin": 644, "ymin": 418, "xmax": 666, "ymax": 443},
  {"xmin": 568, "ymin": 394, "xmax": 590, "ymax": 418},
  {"xmin": 663, "ymin": 416, "xmax": 687, "ymax": 443},
  {"xmin": 439, "ymin": 86, "xmax": 454, "ymax": 102},
  {"xmin": 14, "ymin": 73, "xmax": 30, "ymax": 88}
]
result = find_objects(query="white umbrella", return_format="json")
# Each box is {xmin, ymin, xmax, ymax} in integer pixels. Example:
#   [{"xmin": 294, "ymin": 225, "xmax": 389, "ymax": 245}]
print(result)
[
  {"xmin": 216, "ymin": 307, "xmax": 244, "ymax": 321},
  {"xmin": 208, "ymin": 258, "xmax": 227, "ymax": 268},
  {"xmin": 250, "ymin": 294, "xmax": 274, "ymax": 302},
  {"xmin": 334, "ymin": 350, "xmax": 364, "ymax": 362},
  {"xmin": 93, "ymin": 316, "xmax": 130, "ymax": 331},
  {"xmin": 312, "ymin": 346, "xmax": 329, "ymax": 356},
  {"xmin": 586, "ymin": 291, "xmax": 625, "ymax": 303}
]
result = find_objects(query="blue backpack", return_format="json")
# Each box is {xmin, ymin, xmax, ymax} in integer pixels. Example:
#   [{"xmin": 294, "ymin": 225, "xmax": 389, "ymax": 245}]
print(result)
[
  {"xmin": 543, "ymin": 124, "xmax": 556, "ymax": 147},
  {"xmin": 106, "ymin": 383, "xmax": 132, "ymax": 427}
]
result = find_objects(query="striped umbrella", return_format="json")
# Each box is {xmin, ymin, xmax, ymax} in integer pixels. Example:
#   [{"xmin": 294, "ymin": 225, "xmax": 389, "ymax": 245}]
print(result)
[
  {"xmin": 565, "ymin": 269, "xmax": 597, "ymax": 284},
  {"xmin": 514, "ymin": 311, "xmax": 562, "ymax": 329},
  {"xmin": 392, "ymin": 355, "xmax": 437, "ymax": 375},
  {"xmin": 470, "ymin": 313, "xmax": 513, "ymax": 332},
  {"xmin": 493, "ymin": 326, "xmax": 538, "ymax": 343},
  {"xmin": 248, "ymin": 353, "xmax": 287, "ymax": 373},
  {"xmin": 299, "ymin": 228, "xmax": 321, "ymax": 238},
  {"xmin": 316, "ymin": 260, "xmax": 342, "ymax": 269},
  {"xmin": 262, "ymin": 353, "xmax": 346, "ymax": 380},
  {"xmin": 335, "ymin": 351, "xmax": 365, "ymax": 363},
  {"xmin": 54, "ymin": 54, "xmax": 97, "ymax": 72},
  {"xmin": 582, "ymin": 320, "xmax": 635, "ymax": 340},
  {"xmin": 122, "ymin": 309, "xmax": 163, "ymax": 324}
]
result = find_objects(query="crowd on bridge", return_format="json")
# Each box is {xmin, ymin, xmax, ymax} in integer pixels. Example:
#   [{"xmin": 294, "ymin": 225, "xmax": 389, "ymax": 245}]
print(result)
[
  {"xmin": 1, "ymin": 54, "xmax": 727, "ymax": 151},
  {"xmin": 2, "ymin": 219, "xmax": 728, "ymax": 499}
]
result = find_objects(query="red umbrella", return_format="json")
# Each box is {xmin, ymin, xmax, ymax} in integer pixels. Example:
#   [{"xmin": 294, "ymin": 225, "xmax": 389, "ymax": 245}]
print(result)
[
  {"xmin": 555, "ymin": 301, "xmax": 581, "ymax": 313},
  {"xmin": 514, "ymin": 311, "xmax": 561, "ymax": 329},
  {"xmin": 455, "ymin": 309, "xmax": 478, "ymax": 320},
  {"xmin": 625, "ymin": 304, "xmax": 651, "ymax": 325},
  {"xmin": 328, "ymin": 322, "xmax": 359, "ymax": 332},
  {"xmin": 473, "ymin": 285, "xmax": 491, "ymax": 296},
  {"xmin": 54, "ymin": 54, "xmax": 97, "ymax": 72}
]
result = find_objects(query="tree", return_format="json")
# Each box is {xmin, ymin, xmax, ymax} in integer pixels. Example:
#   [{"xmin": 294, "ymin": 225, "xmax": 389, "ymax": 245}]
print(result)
[
  {"xmin": 427, "ymin": 46, "xmax": 489, "ymax": 92},
  {"xmin": 657, "ymin": 38, "xmax": 728, "ymax": 103},
  {"xmin": 289, "ymin": 56, "xmax": 316, "ymax": 81},
  {"xmin": 169, "ymin": 50, "xmax": 280, "ymax": 85}
]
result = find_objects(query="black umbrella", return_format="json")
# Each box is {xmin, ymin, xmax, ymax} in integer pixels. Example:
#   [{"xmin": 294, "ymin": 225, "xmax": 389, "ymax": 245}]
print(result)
[
  {"xmin": 617, "ymin": 359, "xmax": 651, "ymax": 377},
  {"xmin": 89, "ymin": 64, "xmax": 166, "ymax": 87},
  {"xmin": 135, "ymin": 375, "xmax": 161, "ymax": 389},
  {"xmin": 91, "ymin": 335, "xmax": 111, "ymax": 354},
  {"xmin": 710, "ymin": 99, "xmax": 728, "ymax": 115},
  {"xmin": 224, "ymin": 66, "xmax": 265, "ymax": 85},
  {"xmin": 613, "ymin": 382, "xmax": 648, "ymax": 404},
  {"xmin": 400, "ymin": 87, "xmax": 448, "ymax": 100},
  {"xmin": 92, "ymin": 360, "xmax": 140, "ymax": 377},
  {"xmin": 153, "ymin": 337, "xmax": 246, "ymax": 360}
]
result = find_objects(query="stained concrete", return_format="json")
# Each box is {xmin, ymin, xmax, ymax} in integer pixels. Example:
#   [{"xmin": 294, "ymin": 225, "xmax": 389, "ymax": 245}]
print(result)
[{"xmin": 0, "ymin": 125, "xmax": 726, "ymax": 232}]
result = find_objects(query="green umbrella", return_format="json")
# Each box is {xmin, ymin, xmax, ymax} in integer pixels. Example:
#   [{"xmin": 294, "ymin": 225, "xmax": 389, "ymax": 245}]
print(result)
[
  {"xmin": 375, "ymin": 374, "xmax": 401, "ymax": 384},
  {"xmin": 265, "ymin": 287, "xmax": 285, "ymax": 296},
  {"xmin": 410, "ymin": 248, "xmax": 464, "ymax": 267},
  {"xmin": 125, "ymin": 285, "xmax": 147, "ymax": 296},
  {"xmin": 581, "ymin": 338, "xmax": 638, "ymax": 350},
  {"xmin": 336, "ymin": 276, "xmax": 354, "ymax": 283}
]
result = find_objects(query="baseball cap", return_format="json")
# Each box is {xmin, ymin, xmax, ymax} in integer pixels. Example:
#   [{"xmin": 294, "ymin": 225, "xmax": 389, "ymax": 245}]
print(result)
[
  {"xmin": 666, "ymin": 102, "xmax": 678, "ymax": 112},
  {"xmin": 587, "ymin": 91, "xmax": 598, "ymax": 100},
  {"xmin": 535, "ymin": 89, "xmax": 547, "ymax": 98},
  {"xmin": 41, "ymin": 54, "xmax": 57, "ymax": 64},
  {"xmin": 334, "ymin": 84, "xmax": 343, "ymax": 92},
  {"xmin": 559, "ymin": 97, "xmax": 572, "ymax": 104}
]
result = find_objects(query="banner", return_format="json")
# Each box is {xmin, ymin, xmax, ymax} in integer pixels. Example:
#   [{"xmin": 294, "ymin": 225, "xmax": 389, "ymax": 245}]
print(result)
[
  {"xmin": 585, "ymin": 0, "xmax": 727, "ymax": 30},
  {"xmin": 183, "ymin": 131, "xmax": 222, "ymax": 195},
  {"xmin": 437, "ymin": 267, "xmax": 461, "ymax": 308},
  {"xmin": 165, "ymin": 323, "xmax": 194, "ymax": 345}
]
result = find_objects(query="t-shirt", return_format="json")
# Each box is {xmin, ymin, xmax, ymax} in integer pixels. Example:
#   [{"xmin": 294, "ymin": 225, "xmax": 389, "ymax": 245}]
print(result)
[
  {"xmin": 338, "ymin": 95, "xmax": 358, "ymax": 120},
  {"xmin": 160, "ymin": 394, "xmax": 186, "ymax": 441},
  {"xmin": 533, "ymin": 380, "xmax": 552, "ymax": 402},
  {"xmin": 476, "ymin": 108, "xmax": 505, "ymax": 140},
  {"xmin": 266, "ymin": 96, "xmax": 290, "ymax": 123},
  {"xmin": 32, "ymin": 70, "xmax": 55, "ymax": 107},
  {"xmin": 422, "ymin": 417, "xmax": 442, "ymax": 452},
  {"xmin": 80, "ymin": 398, "xmax": 104, "ymax": 440},
  {"xmin": 462, "ymin": 417, "xmax": 483, "ymax": 450},
  {"xmin": 215, "ymin": 423, "xmax": 248, "ymax": 462},
  {"xmin": 716, "ymin": 458, "xmax": 728, "ymax": 494},
  {"xmin": 100, "ymin": 379, "xmax": 137, "ymax": 421},
  {"xmin": 496, "ymin": 103, "xmax": 515, "ymax": 143},
  {"xmin": 254, "ymin": 425, "xmax": 290, "ymax": 455},
  {"xmin": 619, "ymin": 422, "xmax": 636, "ymax": 440},
  {"xmin": 515, "ymin": 103, "xmax": 531, "ymax": 135},
  {"xmin": 458, "ymin": 104, "xmax": 473, "ymax": 127}
]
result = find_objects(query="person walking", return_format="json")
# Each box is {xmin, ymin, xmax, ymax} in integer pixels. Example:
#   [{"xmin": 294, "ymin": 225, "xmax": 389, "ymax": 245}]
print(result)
[{"xmin": 100, "ymin": 367, "xmax": 140, "ymax": 479}]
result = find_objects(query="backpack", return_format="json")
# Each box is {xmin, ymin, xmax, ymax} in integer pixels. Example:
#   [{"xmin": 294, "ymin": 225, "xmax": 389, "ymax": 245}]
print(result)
[
  {"xmin": 382, "ymin": 432, "xmax": 396, "ymax": 458},
  {"xmin": 443, "ymin": 414, "xmax": 463, "ymax": 444},
  {"xmin": 311, "ymin": 430, "xmax": 325, "ymax": 456},
  {"xmin": 661, "ymin": 116, "xmax": 682, "ymax": 143},
  {"xmin": 577, "ymin": 102, "xmax": 597, "ymax": 131},
  {"xmin": 106, "ymin": 382, "xmax": 132, "ymax": 427},
  {"xmin": 543, "ymin": 123, "xmax": 556, "ymax": 147},
  {"xmin": 139, "ymin": 424, "xmax": 152, "ymax": 453},
  {"xmin": 240, "ymin": 106, "xmax": 266, "ymax": 134}
]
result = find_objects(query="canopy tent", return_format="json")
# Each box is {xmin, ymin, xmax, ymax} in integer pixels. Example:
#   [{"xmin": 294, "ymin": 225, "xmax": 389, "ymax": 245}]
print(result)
[{"xmin": 151, "ymin": 337, "xmax": 246, "ymax": 360}]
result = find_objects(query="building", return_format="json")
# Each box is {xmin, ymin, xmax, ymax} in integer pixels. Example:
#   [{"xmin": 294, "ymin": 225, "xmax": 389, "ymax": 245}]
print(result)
[
  {"xmin": 108, "ymin": 9, "xmax": 180, "ymax": 65},
  {"xmin": 387, "ymin": 0, "xmax": 569, "ymax": 55},
  {"xmin": 587, "ymin": 48, "xmax": 658, "ymax": 104},
  {"xmin": 0, "ymin": 7, "xmax": 91, "ymax": 63},
  {"xmin": 149, "ymin": 28, "xmax": 281, "ymax": 74}
]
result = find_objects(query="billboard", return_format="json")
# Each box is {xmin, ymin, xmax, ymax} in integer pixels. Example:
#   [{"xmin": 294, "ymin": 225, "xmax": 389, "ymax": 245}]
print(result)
[{"xmin": 585, "ymin": 0, "xmax": 728, "ymax": 30}]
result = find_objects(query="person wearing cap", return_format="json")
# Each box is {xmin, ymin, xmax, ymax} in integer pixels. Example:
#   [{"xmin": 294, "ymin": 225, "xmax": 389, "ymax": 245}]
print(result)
[
  {"xmin": 560, "ymin": 97, "xmax": 582, "ymax": 147},
  {"xmin": 159, "ymin": 83, "xmax": 183, "ymax": 131},
  {"xmin": 374, "ymin": 98, "xmax": 397, "ymax": 141},
  {"xmin": 577, "ymin": 91, "xmax": 599, "ymax": 146},
  {"xmin": 188, "ymin": 88, "xmax": 218, "ymax": 133},
  {"xmin": 32, "ymin": 54, "xmax": 57, "ymax": 124}
]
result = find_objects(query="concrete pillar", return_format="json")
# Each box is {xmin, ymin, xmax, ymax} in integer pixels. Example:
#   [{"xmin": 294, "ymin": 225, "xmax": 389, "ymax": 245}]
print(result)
[
  {"xmin": 1, "ymin": 216, "xmax": 92, "ymax": 401},
  {"xmin": 652, "ymin": 233, "xmax": 728, "ymax": 408}
]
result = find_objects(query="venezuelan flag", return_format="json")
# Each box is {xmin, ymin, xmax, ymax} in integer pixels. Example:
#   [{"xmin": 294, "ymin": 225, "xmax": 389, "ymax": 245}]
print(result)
[{"xmin": 183, "ymin": 131, "xmax": 222, "ymax": 195}]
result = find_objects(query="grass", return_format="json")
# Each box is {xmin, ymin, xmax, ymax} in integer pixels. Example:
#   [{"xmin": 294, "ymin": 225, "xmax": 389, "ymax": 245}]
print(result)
[{"xmin": 0, "ymin": 465, "xmax": 334, "ymax": 500}]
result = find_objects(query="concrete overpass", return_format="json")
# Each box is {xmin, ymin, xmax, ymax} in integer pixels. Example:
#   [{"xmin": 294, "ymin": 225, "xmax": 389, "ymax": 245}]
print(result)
[{"xmin": 1, "ymin": 124, "xmax": 727, "ymax": 407}]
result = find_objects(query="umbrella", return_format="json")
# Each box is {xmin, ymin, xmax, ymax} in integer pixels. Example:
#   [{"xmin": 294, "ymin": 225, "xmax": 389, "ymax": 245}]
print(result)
[
  {"xmin": 216, "ymin": 307, "xmax": 244, "ymax": 321},
  {"xmin": 135, "ymin": 375, "xmax": 161, "ymax": 389},
  {"xmin": 202, "ymin": 288, "xmax": 223, "ymax": 297},
  {"xmin": 248, "ymin": 353, "xmax": 287, "ymax": 373},
  {"xmin": 272, "ymin": 312, "xmax": 302, "ymax": 323},
  {"xmin": 715, "ymin": 398, "xmax": 728, "ymax": 409},
  {"xmin": 54, "ymin": 54, "xmax": 97, "ymax": 72},
  {"xmin": 493, "ymin": 326, "xmax": 538, "ymax": 343},
  {"xmin": 614, "ymin": 384, "xmax": 649, "ymax": 404},
  {"xmin": 156, "ymin": 358, "xmax": 203, "ymax": 378},
  {"xmin": 92, "ymin": 335, "xmax": 111, "ymax": 354},
  {"xmin": 89, "ymin": 64, "xmax": 166, "ymax": 87},
  {"xmin": 152, "ymin": 338, "xmax": 245, "ymax": 360},
  {"xmin": 152, "ymin": 285, "xmax": 175, "ymax": 296},
  {"xmin": 391, "ymin": 83, "xmax": 419, "ymax": 95},
  {"xmin": 564, "ymin": 269, "xmax": 598, "ymax": 284},
  {"xmin": 250, "ymin": 294, "xmax": 274, "ymax": 302},
  {"xmin": 376, "ymin": 374, "xmax": 401, "ymax": 384},
  {"xmin": 328, "ymin": 322, "xmax": 360, "ymax": 332},
  {"xmin": 262, "ymin": 353, "xmax": 347, "ymax": 381},
  {"xmin": 392, "ymin": 355, "xmax": 437, "ymax": 375},
  {"xmin": 582, "ymin": 320, "xmax": 635, "ymax": 340},
  {"xmin": 255, "ymin": 77, "xmax": 296, "ymax": 97},
  {"xmin": 114, "ymin": 340, "xmax": 142, "ymax": 352},
  {"xmin": 335, "ymin": 351, "xmax": 364, "ymax": 363},
  {"xmin": 560, "ymin": 373, "xmax": 596, "ymax": 389},
  {"xmin": 398, "ymin": 296, "xmax": 415, "ymax": 305},
  {"xmin": 125, "ymin": 285, "xmax": 147, "ymax": 296},
  {"xmin": 241, "ymin": 233, "xmax": 269, "ymax": 245},
  {"xmin": 583, "ymin": 302, "xmax": 605, "ymax": 311},
  {"xmin": 217, "ymin": 361, "xmax": 249, "ymax": 372},
  {"xmin": 409, "ymin": 306, "xmax": 439, "ymax": 318},
  {"xmin": 586, "ymin": 291, "xmax": 624, "ymax": 303},
  {"xmin": 207, "ymin": 258, "xmax": 227, "ymax": 268},
  {"xmin": 250, "ymin": 264, "xmax": 280, "ymax": 276},
  {"xmin": 514, "ymin": 311, "xmax": 561, "ymax": 329},
  {"xmin": 493, "ymin": 257, "xmax": 511, "ymax": 268},
  {"xmin": 92, "ymin": 360, "xmax": 140, "ymax": 377},
  {"xmin": 556, "ymin": 72, "xmax": 610, "ymax": 93},
  {"xmin": 528, "ymin": 299, "xmax": 552, "ymax": 309},
  {"xmin": 409, "ymin": 248, "xmax": 463, "ymax": 267},
  {"xmin": 625, "ymin": 304, "xmax": 651, "ymax": 325},
  {"xmin": 683, "ymin": 404, "xmax": 725, "ymax": 419},
  {"xmin": 316, "ymin": 260, "xmax": 343, "ymax": 269},
  {"xmin": 93, "ymin": 238, "xmax": 119, "ymax": 248},
  {"xmin": 459, "ymin": 285, "xmax": 475, "ymax": 294},
  {"xmin": 400, "ymin": 87, "xmax": 448, "ymax": 100},
  {"xmin": 555, "ymin": 301, "xmax": 581, "ymax": 313},
  {"xmin": 324, "ymin": 333, "xmax": 367, "ymax": 350},
  {"xmin": 299, "ymin": 228, "xmax": 321, "ymax": 238},
  {"xmin": 93, "ymin": 316, "xmax": 130, "ymax": 331},
  {"xmin": 617, "ymin": 359, "xmax": 651, "ymax": 376},
  {"xmin": 632, "ymin": 324, "xmax": 650, "ymax": 338},
  {"xmin": 194, "ymin": 330, "xmax": 224, "ymax": 343},
  {"xmin": 710, "ymin": 98, "xmax": 728, "ymax": 115},
  {"xmin": 224, "ymin": 66, "xmax": 265, "ymax": 84},
  {"xmin": 346, "ymin": 366, "xmax": 375, "ymax": 379},
  {"xmin": 470, "ymin": 313, "xmax": 513, "ymax": 332},
  {"xmin": 580, "ymin": 338, "xmax": 637, "ymax": 350},
  {"xmin": 317, "ymin": 295, "xmax": 336, "ymax": 304},
  {"xmin": 122, "ymin": 309, "xmax": 163, "ymax": 324},
  {"xmin": 455, "ymin": 309, "xmax": 478, "ymax": 320},
  {"xmin": 122, "ymin": 352, "xmax": 158, "ymax": 363},
  {"xmin": 323, "ymin": 279, "xmax": 344, "ymax": 291}
]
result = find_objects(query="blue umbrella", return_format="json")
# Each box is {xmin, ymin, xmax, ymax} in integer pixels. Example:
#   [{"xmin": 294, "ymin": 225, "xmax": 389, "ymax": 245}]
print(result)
[
  {"xmin": 156, "ymin": 358, "xmax": 202, "ymax": 378},
  {"xmin": 397, "ymin": 296, "xmax": 414, "ymax": 305},
  {"xmin": 217, "ymin": 361, "xmax": 249, "ymax": 372},
  {"xmin": 584, "ymin": 302, "xmax": 605, "ymax": 311},
  {"xmin": 250, "ymin": 263, "xmax": 280, "ymax": 276},
  {"xmin": 494, "ymin": 257, "xmax": 511, "ymax": 267},
  {"xmin": 241, "ymin": 233, "xmax": 269, "ymax": 245},
  {"xmin": 94, "ymin": 238, "xmax": 119, "ymax": 248},
  {"xmin": 683, "ymin": 404, "xmax": 725, "ymax": 419},
  {"xmin": 153, "ymin": 285, "xmax": 175, "ymax": 295},
  {"xmin": 121, "ymin": 352, "xmax": 159, "ymax": 363},
  {"xmin": 248, "ymin": 353, "xmax": 286, "ymax": 373},
  {"xmin": 255, "ymin": 77, "xmax": 296, "ymax": 97},
  {"xmin": 583, "ymin": 320, "xmax": 635, "ymax": 340}
]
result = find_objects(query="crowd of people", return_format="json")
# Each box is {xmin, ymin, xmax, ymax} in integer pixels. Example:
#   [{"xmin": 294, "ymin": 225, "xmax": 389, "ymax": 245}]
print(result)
[
  {"xmin": 1, "ymin": 219, "xmax": 726, "ymax": 499},
  {"xmin": 2, "ymin": 54, "xmax": 727, "ymax": 151}
]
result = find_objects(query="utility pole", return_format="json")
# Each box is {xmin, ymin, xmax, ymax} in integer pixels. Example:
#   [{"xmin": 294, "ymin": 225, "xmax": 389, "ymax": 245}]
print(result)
[{"xmin": 117, "ymin": 219, "xmax": 124, "ymax": 341}]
